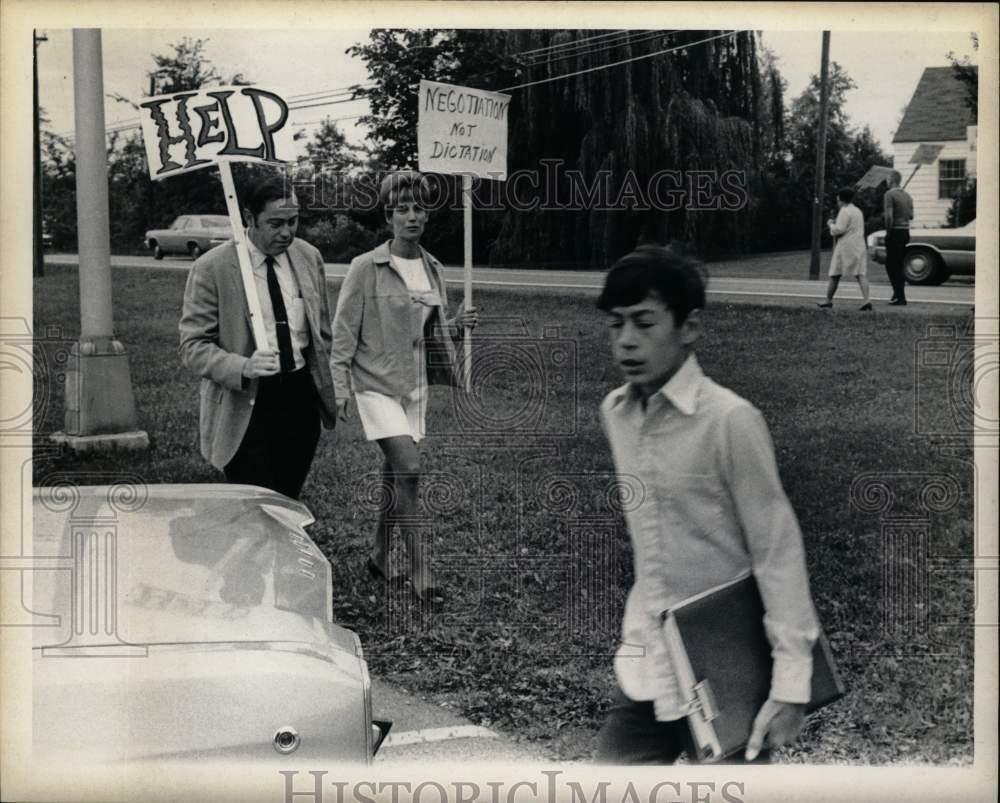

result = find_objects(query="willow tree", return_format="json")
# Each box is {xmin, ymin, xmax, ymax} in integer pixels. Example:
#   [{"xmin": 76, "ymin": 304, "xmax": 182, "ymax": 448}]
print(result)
[{"xmin": 487, "ymin": 30, "xmax": 762, "ymax": 266}]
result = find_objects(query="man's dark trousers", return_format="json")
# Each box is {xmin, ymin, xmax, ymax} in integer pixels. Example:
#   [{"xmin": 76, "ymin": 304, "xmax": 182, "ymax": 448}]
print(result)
[
  {"xmin": 885, "ymin": 228, "xmax": 910, "ymax": 302},
  {"xmin": 224, "ymin": 367, "xmax": 321, "ymax": 499},
  {"xmin": 594, "ymin": 689, "xmax": 772, "ymax": 765}
]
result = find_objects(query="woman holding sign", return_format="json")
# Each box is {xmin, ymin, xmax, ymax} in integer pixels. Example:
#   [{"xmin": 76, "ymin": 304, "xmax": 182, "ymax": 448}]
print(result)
[{"xmin": 331, "ymin": 171, "xmax": 478, "ymax": 608}]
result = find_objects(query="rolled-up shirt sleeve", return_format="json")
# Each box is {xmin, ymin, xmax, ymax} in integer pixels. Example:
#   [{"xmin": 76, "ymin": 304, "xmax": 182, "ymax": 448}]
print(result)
[{"xmin": 723, "ymin": 403, "xmax": 819, "ymax": 703}]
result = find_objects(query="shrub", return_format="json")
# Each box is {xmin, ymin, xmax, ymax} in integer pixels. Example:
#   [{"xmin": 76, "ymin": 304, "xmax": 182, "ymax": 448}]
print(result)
[
  {"xmin": 302, "ymin": 215, "xmax": 381, "ymax": 262},
  {"xmin": 946, "ymin": 178, "xmax": 976, "ymax": 227}
]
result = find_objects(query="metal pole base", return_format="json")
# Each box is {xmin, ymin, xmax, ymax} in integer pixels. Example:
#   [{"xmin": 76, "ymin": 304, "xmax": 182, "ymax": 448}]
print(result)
[
  {"xmin": 50, "ymin": 431, "xmax": 149, "ymax": 452},
  {"xmin": 50, "ymin": 337, "xmax": 149, "ymax": 450}
]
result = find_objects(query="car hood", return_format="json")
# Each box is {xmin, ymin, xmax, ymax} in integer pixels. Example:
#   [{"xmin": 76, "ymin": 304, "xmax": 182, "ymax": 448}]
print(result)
[{"xmin": 32, "ymin": 484, "xmax": 356, "ymax": 656}]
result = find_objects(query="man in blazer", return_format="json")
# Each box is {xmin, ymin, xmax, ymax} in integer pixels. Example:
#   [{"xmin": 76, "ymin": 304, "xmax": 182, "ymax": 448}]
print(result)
[{"xmin": 179, "ymin": 175, "xmax": 336, "ymax": 499}]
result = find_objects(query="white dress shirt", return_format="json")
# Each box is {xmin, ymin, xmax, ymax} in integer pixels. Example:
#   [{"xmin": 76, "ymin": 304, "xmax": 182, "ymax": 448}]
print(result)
[
  {"xmin": 246, "ymin": 238, "xmax": 309, "ymax": 371},
  {"xmin": 600, "ymin": 353, "xmax": 819, "ymax": 720}
]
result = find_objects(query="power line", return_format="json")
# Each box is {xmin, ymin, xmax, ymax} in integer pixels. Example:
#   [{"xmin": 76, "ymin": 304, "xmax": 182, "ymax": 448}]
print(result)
[
  {"xmin": 523, "ymin": 30, "xmax": 680, "ymax": 67},
  {"xmin": 288, "ymin": 95, "xmax": 369, "ymax": 112},
  {"xmin": 498, "ymin": 30, "xmax": 743, "ymax": 93},
  {"xmin": 285, "ymin": 83, "xmax": 372, "ymax": 102},
  {"xmin": 516, "ymin": 28, "xmax": 646, "ymax": 57},
  {"xmin": 521, "ymin": 29, "xmax": 664, "ymax": 63}
]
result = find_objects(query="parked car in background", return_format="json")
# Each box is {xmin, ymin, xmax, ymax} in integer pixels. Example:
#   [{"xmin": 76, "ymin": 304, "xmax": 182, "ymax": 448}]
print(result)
[
  {"xmin": 32, "ymin": 484, "xmax": 389, "ymax": 765},
  {"xmin": 145, "ymin": 214, "xmax": 233, "ymax": 260},
  {"xmin": 867, "ymin": 219, "xmax": 976, "ymax": 285}
]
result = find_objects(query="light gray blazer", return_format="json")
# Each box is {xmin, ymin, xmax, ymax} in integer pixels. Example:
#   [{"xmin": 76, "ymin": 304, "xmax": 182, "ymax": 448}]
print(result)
[{"xmin": 179, "ymin": 238, "xmax": 337, "ymax": 469}]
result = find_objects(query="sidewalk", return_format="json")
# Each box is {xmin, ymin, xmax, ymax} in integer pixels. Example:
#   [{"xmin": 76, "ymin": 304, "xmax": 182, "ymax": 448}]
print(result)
[{"xmin": 372, "ymin": 680, "xmax": 549, "ymax": 763}]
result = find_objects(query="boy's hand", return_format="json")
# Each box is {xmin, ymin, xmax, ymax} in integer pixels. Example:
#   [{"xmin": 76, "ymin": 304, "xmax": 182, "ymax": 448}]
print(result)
[{"xmin": 745, "ymin": 698, "xmax": 806, "ymax": 760}]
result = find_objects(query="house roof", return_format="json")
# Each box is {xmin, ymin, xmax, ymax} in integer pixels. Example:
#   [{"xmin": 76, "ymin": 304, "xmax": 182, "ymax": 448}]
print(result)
[{"xmin": 893, "ymin": 66, "xmax": 977, "ymax": 143}]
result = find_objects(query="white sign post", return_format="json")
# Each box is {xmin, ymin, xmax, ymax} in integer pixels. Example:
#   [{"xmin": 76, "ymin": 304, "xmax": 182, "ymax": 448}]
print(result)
[
  {"xmin": 139, "ymin": 86, "xmax": 296, "ymax": 349},
  {"xmin": 417, "ymin": 79, "xmax": 511, "ymax": 390}
]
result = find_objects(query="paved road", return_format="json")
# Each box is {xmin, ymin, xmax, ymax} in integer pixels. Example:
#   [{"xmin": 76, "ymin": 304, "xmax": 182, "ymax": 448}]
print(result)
[
  {"xmin": 46, "ymin": 253, "xmax": 975, "ymax": 309},
  {"xmin": 371, "ymin": 680, "xmax": 549, "ymax": 763}
]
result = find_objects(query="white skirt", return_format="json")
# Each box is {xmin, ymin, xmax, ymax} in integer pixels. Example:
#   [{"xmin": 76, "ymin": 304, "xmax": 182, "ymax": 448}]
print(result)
[{"xmin": 354, "ymin": 384, "xmax": 428, "ymax": 443}]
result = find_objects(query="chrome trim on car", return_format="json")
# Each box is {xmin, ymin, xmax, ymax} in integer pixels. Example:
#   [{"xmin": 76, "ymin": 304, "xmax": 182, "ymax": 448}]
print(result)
[
  {"xmin": 273, "ymin": 726, "xmax": 301, "ymax": 754},
  {"xmin": 353, "ymin": 631, "xmax": 374, "ymax": 761}
]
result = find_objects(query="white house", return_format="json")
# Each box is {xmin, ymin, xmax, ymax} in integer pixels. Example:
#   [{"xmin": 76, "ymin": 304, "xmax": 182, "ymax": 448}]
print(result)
[{"xmin": 892, "ymin": 66, "xmax": 977, "ymax": 227}]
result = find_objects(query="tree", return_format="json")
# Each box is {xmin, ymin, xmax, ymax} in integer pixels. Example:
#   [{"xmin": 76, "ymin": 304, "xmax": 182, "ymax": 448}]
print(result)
[
  {"xmin": 150, "ymin": 36, "xmax": 248, "ymax": 94},
  {"xmin": 489, "ymin": 29, "xmax": 762, "ymax": 265},
  {"xmin": 39, "ymin": 125, "xmax": 77, "ymax": 252},
  {"xmin": 947, "ymin": 34, "xmax": 978, "ymax": 116},
  {"xmin": 757, "ymin": 44, "xmax": 787, "ymax": 167},
  {"xmin": 102, "ymin": 38, "xmax": 250, "ymax": 253},
  {"xmin": 348, "ymin": 30, "xmax": 521, "ymax": 171},
  {"xmin": 947, "ymin": 178, "xmax": 976, "ymax": 227},
  {"xmin": 772, "ymin": 62, "xmax": 890, "ymax": 249}
]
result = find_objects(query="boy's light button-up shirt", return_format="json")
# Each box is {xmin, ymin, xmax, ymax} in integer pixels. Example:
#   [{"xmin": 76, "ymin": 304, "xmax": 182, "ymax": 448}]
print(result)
[
  {"xmin": 246, "ymin": 237, "xmax": 309, "ymax": 371},
  {"xmin": 600, "ymin": 354, "xmax": 819, "ymax": 721}
]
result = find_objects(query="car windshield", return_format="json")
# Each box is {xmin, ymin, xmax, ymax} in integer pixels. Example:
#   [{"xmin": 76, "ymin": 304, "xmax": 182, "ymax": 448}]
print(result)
[{"xmin": 170, "ymin": 217, "xmax": 188, "ymax": 229}]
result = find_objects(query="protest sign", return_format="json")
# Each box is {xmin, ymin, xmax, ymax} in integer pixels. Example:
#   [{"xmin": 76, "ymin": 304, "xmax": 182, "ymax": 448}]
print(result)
[
  {"xmin": 139, "ymin": 86, "xmax": 295, "ymax": 180},
  {"xmin": 418, "ymin": 80, "xmax": 511, "ymax": 389},
  {"xmin": 138, "ymin": 86, "xmax": 297, "ymax": 349},
  {"xmin": 418, "ymin": 79, "xmax": 511, "ymax": 180}
]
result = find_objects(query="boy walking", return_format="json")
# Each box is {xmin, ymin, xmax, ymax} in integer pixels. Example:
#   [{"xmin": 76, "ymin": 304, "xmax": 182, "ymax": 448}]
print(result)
[{"xmin": 594, "ymin": 245, "xmax": 820, "ymax": 764}]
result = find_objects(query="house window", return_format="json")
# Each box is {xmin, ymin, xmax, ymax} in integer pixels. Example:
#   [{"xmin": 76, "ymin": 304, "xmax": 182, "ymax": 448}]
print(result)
[{"xmin": 938, "ymin": 159, "xmax": 967, "ymax": 199}]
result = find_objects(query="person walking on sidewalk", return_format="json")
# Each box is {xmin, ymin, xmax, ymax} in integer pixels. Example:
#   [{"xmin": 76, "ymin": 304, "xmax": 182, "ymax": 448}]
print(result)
[{"xmin": 818, "ymin": 187, "xmax": 871, "ymax": 310}]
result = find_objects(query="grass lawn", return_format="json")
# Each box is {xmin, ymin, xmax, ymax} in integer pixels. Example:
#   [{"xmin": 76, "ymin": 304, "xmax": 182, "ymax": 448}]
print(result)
[{"xmin": 32, "ymin": 264, "xmax": 974, "ymax": 764}]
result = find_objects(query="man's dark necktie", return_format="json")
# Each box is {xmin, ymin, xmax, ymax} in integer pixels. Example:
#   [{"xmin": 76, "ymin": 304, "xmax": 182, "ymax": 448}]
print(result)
[{"xmin": 265, "ymin": 256, "xmax": 295, "ymax": 374}]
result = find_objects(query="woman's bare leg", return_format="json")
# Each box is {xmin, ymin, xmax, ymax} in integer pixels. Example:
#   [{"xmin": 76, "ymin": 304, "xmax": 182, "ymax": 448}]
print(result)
[
  {"xmin": 856, "ymin": 274, "xmax": 871, "ymax": 303},
  {"xmin": 375, "ymin": 435, "xmax": 430, "ymax": 595}
]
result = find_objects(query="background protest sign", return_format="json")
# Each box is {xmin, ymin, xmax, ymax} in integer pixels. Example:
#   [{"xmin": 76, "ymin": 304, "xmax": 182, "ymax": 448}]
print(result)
[
  {"xmin": 417, "ymin": 79, "xmax": 511, "ymax": 180},
  {"xmin": 139, "ymin": 85, "xmax": 295, "ymax": 180},
  {"xmin": 418, "ymin": 79, "xmax": 511, "ymax": 389},
  {"xmin": 138, "ymin": 85, "xmax": 296, "ymax": 349}
]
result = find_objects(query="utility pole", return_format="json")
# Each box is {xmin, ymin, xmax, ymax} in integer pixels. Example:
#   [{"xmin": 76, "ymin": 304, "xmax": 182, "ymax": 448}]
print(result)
[
  {"xmin": 33, "ymin": 30, "xmax": 48, "ymax": 278},
  {"xmin": 809, "ymin": 31, "xmax": 831, "ymax": 280},
  {"xmin": 148, "ymin": 75, "xmax": 157, "ymax": 226},
  {"xmin": 51, "ymin": 29, "xmax": 148, "ymax": 453}
]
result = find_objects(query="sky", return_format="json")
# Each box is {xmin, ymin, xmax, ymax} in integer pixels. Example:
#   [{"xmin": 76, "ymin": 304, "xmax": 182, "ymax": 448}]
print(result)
[{"xmin": 36, "ymin": 28, "xmax": 979, "ymax": 157}]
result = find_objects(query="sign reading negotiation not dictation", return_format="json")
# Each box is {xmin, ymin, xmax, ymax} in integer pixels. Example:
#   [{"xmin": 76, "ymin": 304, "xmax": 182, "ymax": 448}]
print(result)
[{"xmin": 417, "ymin": 79, "xmax": 511, "ymax": 180}]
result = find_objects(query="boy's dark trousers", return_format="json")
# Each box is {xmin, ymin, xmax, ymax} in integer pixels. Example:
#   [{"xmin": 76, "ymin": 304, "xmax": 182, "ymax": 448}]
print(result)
[
  {"xmin": 885, "ymin": 228, "xmax": 910, "ymax": 302},
  {"xmin": 594, "ymin": 689, "xmax": 772, "ymax": 765}
]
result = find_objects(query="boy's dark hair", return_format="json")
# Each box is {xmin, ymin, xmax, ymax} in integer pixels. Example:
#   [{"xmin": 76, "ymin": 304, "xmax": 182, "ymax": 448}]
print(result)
[
  {"xmin": 241, "ymin": 175, "xmax": 296, "ymax": 222},
  {"xmin": 597, "ymin": 244, "xmax": 707, "ymax": 325},
  {"xmin": 836, "ymin": 187, "xmax": 855, "ymax": 204},
  {"xmin": 380, "ymin": 170, "xmax": 431, "ymax": 213}
]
